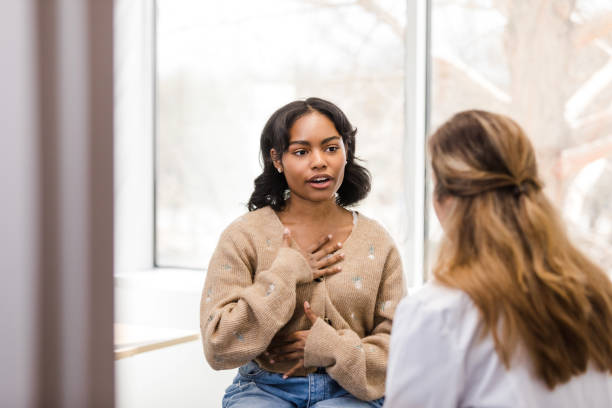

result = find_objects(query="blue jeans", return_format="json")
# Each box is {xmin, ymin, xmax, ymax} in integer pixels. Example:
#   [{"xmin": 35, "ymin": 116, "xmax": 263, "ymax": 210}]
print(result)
[{"xmin": 222, "ymin": 361, "xmax": 385, "ymax": 408}]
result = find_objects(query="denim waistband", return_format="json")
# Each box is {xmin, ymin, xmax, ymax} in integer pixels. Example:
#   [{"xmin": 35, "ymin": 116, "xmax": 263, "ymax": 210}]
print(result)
[
  {"xmin": 239, "ymin": 360, "xmax": 327, "ymax": 377},
  {"xmin": 231, "ymin": 361, "xmax": 384, "ymax": 407}
]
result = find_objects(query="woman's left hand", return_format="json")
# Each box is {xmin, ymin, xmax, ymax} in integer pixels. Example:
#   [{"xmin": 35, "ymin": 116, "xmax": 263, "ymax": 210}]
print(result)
[{"xmin": 265, "ymin": 301, "xmax": 319, "ymax": 379}]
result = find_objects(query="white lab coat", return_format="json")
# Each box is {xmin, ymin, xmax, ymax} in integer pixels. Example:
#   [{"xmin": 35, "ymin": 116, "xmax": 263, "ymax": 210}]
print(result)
[{"xmin": 385, "ymin": 283, "xmax": 612, "ymax": 408}]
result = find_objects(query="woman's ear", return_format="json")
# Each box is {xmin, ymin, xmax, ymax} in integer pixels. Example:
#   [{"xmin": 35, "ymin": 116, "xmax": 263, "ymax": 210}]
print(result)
[
  {"xmin": 270, "ymin": 148, "xmax": 283, "ymax": 173},
  {"xmin": 433, "ymin": 194, "xmax": 455, "ymax": 230}
]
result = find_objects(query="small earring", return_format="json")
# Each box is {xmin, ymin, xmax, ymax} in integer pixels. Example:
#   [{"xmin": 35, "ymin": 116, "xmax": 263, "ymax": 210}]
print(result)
[
  {"xmin": 277, "ymin": 167, "xmax": 283, "ymax": 173},
  {"xmin": 283, "ymin": 189, "xmax": 291, "ymax": 200}
]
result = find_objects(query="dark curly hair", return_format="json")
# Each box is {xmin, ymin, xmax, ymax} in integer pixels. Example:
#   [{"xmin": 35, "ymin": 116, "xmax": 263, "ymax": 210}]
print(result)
[{"xmin": 247, "ymin": 97, "xmax": 371, "ymax": 211}]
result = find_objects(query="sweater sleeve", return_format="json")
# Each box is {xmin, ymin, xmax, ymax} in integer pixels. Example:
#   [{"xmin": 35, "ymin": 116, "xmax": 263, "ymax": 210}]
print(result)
[
  {"xmin": 303, "ymin": 245, "xmax": 406, "ymax": 401},
  {"xmin": 200, "ymin": 224, "xmax": 312, "ymax": 370}
]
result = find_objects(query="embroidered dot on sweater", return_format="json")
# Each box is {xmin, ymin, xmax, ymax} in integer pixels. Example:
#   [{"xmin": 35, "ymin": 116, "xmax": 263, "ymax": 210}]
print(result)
[
  {"xmin": 368, "ymin": 244, "xmax": 375, "ymax": 260},
  {"xmin": 265, "ymin": 283, "xmax": 275, "ymax": 296},
  {"xmin": 234, "ymin": 332, "xmax": 244, "ymax": 341},
  {"xmin": 205, "ymin": 288, "xmax": 213, "ymax": 303},
  {"xmin": 352, "ymin": 276, "xmax": 363, "ymax": 290},
  {"xmin": 380, "ymin": 300, "xmax": 392, "ymax": 312}
]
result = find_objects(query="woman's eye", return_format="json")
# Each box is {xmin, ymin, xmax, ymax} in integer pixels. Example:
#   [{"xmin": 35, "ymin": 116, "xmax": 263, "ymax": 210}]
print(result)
[
  {"xmin": 293, "ymin": 150, "xmax": 307, "ymax": 156},
  {"xmin": 327, "ymin": 145, "xmax": 339, "ymax": 152}
]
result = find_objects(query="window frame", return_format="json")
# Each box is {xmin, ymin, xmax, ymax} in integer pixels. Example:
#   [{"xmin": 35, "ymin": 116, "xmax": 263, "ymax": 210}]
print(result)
[{"xmin": 115, "ymin": 0, "xmax": 156, "ymax": 276}]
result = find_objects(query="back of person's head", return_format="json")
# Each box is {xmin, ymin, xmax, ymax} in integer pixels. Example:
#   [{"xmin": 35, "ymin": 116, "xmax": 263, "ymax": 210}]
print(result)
[{"xmin": 429, "ymin": 109, "xmax": 612, "ymax": 389}]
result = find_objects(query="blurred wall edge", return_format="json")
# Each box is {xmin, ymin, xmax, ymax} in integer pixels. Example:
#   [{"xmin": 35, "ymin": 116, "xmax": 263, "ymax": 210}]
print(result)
[{"xmin": 0, "ymin": 1, "xmax": 115, "ymax": 407}]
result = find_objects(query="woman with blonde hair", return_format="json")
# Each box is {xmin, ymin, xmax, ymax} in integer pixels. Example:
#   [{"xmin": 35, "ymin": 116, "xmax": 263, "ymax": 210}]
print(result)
[{"xmin": 385, "ymin": 110, "xmax": 612, "ymax": 407}]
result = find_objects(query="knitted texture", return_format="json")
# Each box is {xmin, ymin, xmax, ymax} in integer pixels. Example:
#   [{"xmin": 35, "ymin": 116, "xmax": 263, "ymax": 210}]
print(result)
[{"xmin": 200, "ymin": 206, "xmax": 406, "ymax": 400}]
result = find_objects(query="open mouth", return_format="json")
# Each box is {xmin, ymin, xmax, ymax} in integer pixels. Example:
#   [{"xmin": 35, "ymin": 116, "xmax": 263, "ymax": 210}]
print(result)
[
  {"xmin": 309, "ymin": 177, "xmax": 330, "ymax": 184},
  {"xmin": 307, "ymin": 175, "xmax": 333, "ymax": 189}
]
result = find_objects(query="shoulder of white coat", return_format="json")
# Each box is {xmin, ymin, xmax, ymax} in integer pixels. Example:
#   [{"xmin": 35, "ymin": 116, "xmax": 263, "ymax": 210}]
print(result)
[{"xmin": 397, "ymin": 282, "xmax": 478, "ymax": 335}]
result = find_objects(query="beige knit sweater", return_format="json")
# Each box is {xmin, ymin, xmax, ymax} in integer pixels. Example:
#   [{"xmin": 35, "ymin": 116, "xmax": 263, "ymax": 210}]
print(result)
[{"xmin": 200, "ymin": 206, "xmax": 406, "ymax": 400}]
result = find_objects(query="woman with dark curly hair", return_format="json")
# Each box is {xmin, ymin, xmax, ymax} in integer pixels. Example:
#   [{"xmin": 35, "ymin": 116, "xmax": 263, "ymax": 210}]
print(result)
[{"xmin": 200, "ymin": 97, "xmax": 405, "ymax": 407}]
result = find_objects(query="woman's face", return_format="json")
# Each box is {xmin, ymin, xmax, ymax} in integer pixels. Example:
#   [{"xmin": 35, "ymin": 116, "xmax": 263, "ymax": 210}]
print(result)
[{"xmin": 271, "ymin": 111, "xmax": 347, "ymax": 204}]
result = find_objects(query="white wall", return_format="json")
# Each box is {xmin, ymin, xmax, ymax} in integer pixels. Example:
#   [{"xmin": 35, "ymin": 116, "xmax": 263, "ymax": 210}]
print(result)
[{"xmin": 116, "ymin": 341, "xmax": 236, "ymax": 408}]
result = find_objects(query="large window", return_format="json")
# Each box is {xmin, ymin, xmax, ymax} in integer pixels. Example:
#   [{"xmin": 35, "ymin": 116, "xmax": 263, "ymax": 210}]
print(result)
[
  {"xmin": 429, "ymin": 0, "xmax": 612, "ymax": 274},
  {"xmin": 155, "ymin": 0, "xmax": 612, "ymax": 275},
  {"xmin": 155, "ymin": 0, "xmax": 412, "ymax": 270}
]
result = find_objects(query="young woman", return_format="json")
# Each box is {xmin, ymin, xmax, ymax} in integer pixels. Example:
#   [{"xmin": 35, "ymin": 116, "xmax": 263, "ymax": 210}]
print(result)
[
  {"xmin": 385, "ymin": 110, "xmax": 612, "ymax": 407},
  {"xmin": 200, "ymin": 97, "xmax": 405, "ymax": 407}
]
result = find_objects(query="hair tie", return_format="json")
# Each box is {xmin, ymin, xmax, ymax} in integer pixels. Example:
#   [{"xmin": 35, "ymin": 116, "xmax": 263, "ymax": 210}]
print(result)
[{"xmin": 513, "ymin": 182, "xmax": 527, "ymax": 197}]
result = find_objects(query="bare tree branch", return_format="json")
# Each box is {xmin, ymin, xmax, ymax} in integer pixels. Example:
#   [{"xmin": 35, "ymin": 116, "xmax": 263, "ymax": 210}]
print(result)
[
  {"xmin": 572, "ymin": 11, "xmax": 612, "ymax": 48},
  {"xmin": 569, "ymin": 104, "xmax": 612, "ymax": 134},
  {"xmin": 302, "ymin": 0, "xmax": 403, "ymax": 38},
  {"xmin": 570, "ymin": 12, "xmax": 612, "ymax": 56},
  {"xmin": 556, "ymin": 134, "xmax": 612, "ymax": 180},
  {"xmin": 565, "ymin": 57, "xmax": 612, "ymax": 122},
  {"xmin": 433, "ymin": 54, "xmax": 511, "ymax": 103},
  {"xmin": 355, "ymin": 0, "xmax": 404, "ymax": 38}
]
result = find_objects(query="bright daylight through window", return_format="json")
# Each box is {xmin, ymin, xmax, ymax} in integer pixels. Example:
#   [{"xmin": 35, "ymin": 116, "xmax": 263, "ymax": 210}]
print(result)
[
  {"xmin": 156, "ymin": 0, "xmax": 612, "ymax": 276},
  {"xmin": 155, "ymin": 0, "xmax": 410, "ymax": 270},
  {"xmin": 428, "ymin": 0, "xmax": 612, "ymax": 275}
]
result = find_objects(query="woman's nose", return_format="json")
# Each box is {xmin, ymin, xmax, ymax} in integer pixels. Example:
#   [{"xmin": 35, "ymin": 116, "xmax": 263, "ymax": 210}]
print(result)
[{"xmin": 310, "ymin": 149, "xmax": 326, "ymax": 169}]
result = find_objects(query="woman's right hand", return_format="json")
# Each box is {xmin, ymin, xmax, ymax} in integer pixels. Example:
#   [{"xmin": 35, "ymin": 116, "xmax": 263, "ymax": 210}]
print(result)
[{"xmin": 283, "ymin": 228, "xmax": 344, "ymax": 281}]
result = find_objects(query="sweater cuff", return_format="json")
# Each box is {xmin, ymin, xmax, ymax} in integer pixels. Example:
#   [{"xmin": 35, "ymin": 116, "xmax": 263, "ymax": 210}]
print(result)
[
  {"xmin": 304, "ymin": 318, "xmax": 338, "ymax": 368},
  {"xmin": 273, "ymin": 247, "xmax": 312, "ymax": 284}
]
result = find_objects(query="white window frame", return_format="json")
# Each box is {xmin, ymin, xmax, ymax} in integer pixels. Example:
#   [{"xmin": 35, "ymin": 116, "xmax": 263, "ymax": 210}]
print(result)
[
  {"xmin": 114, "ymin": 0, "xmax": 155, "ymax": 276},
  {"xmin": 404, "ymin": 0, "xmax": 430, "ymax": 287}
]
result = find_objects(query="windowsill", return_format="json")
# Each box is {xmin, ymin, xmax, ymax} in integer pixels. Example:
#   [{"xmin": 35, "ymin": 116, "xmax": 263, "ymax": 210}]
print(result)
[
  {"xmin": 114, "ymin": 268, "xmax": 206, "ymax": 294},
  {"xmin": 114, "ymin": 322, "xmax": 200, "ymax": 360},
  {"xmin": 114, "ymin": 268, "xmax": 206, "ymax": 348}
]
